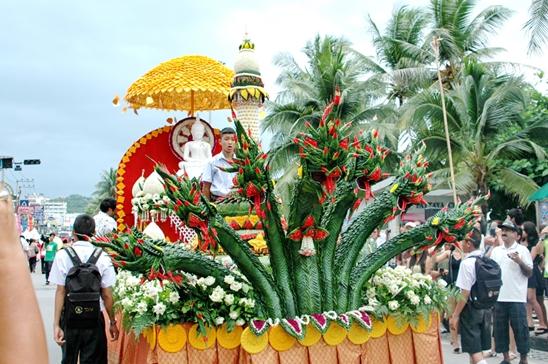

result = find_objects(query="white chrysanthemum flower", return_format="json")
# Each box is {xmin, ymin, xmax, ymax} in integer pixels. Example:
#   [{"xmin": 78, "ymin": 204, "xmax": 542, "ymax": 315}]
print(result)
[
  {"xmin": 136, "ymin": 302, "xmax": 148, "ymax": 314},
  {"xmin": 204, "ymin": 276, "xmax": 215, "ymax": 286},
  {"xmin": 388, "ymin": 284, "xmax": 400, "ymax": 295},
  {"xmin": 121, "ymin": 297, "xmax": 133, "ymax": 307},
  {"xmin": 215, "ymin": 317, "xmax": 225, "ymax": 325},
  {"xmin": 126, "ymin": 275, "xmax": 141, "ymax": 287},
  {"xmin": 221, "ymin": 256, "xmax": 233, "ymax": 267},
  {"xmin": 437, "ymin": 279, "xmax": 448, "ymax": 288},
  {"xmin": 424, "ymin": 295, "xmax": 432, "ymax": 304},
  {"xmin": 236, "ymin": 318, "xmax": 245, "ymax": 326},
  {"xmin": 153, "ymin": 302, "xmax": 166, "ymax": 315},
  {"xmin": 230, "ymin": 281, "xmax": 242, "ymax": 292},
  {"xmin": 229, "ymin": 311, "xmax": 239, "ymax": 320},
  {"xmin": 388, "ymin": 300, "xmax": 399, "ymax": 311},
  {"xmin": 410, "ymin": 295, "xmax": 421, "ymax": 305},
  {"xmin": 169, "ymin": 291, "xmax": 180, "ymax": 304},
  {"xmin": 209, "ymin": 286, "xmax": 225, "ymax": 302},
  {"xmin": 224, "ymin": 294, "xmax": 235, "ymax": 305},
  {"xmin": 224, "ymin": 275, "xmax": 235, "ymax": 285}
]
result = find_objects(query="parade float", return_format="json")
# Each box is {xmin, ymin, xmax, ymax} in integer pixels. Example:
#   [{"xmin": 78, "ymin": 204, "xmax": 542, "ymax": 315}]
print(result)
[{"xmin": 103, "ymin": 36, "xmax": 483, "ymax": 364}]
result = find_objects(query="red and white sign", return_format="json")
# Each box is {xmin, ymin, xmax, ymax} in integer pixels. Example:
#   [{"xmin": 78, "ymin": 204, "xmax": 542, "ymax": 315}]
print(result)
[{"xmin": 18, "ymin": 206, "xmax": 35, "ymax": 215}]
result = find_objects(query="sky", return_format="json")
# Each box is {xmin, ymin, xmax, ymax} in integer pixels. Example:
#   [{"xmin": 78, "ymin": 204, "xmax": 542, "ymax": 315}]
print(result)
[{"xmin": 0, "ymin": 0, "xmax": 545, "ymax": 199}]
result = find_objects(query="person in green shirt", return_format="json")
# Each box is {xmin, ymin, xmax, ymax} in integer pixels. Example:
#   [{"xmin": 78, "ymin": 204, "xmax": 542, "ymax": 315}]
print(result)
[{"xmin": 44, "ymin": 233, "xmax": 58, "ymax": 285}]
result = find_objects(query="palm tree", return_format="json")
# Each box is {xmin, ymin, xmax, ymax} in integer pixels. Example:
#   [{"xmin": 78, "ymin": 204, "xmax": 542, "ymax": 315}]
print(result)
[
  {"xmin": 428, "ymin": 0, "xmax": 514, "ymax": 85},
  {"xmin": 86, "ymin": 167, "xmax": 117, "ymax": 214},
  {"xmin": 523, "ymin": 0, "xmax": 548, "ymax": 56},
  {"xmin": 358, "ymin": 6, "xmax": 435, "ymax": 106},
  {"xmin": 402, "ymin": 61, "xmax": 548, "ymax": 211}
]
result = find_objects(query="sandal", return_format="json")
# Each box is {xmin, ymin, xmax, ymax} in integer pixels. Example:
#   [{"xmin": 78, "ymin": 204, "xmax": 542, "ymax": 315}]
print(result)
[
  {"xmin": 452, "ymin": 347, "xmax": 461, "ymax": 354},
  {"xmin": 483, "ymin": 349, "xmax": 497, "ymax": 358},
  {"xmin": 509, "ymin": 352, "xmax": 517, "ymax": 360},
  {"xmin": 534, "ymin": 327, "xmax": 548, "ymax": 335}
]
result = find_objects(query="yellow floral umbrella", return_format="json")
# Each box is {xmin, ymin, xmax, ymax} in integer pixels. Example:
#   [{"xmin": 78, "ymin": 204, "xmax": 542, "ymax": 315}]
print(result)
[{"xmin": 120, "ymin": 55, "xmax": 235, "ymax": 115}]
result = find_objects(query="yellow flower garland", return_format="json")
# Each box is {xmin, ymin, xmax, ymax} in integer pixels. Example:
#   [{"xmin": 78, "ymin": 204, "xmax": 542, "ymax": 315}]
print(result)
[
  {"xmin": 347, "ymin": 322, "xmax": 371, "ymax": 345},
  {"xmin": 323, "ymin": 322, "xmax": 347, "ymax": 346},
  {"xmin": 240, "ymin": 327, "xmax": 269, "ymax": 354},
  {"xmin": 217, "ymin": 324, "xmax": 243, "ymax": 350},
  {"xmin": 385, "ymin": 315, "xmax": 409, "ymax": 335},
  {"xmin": 269, "ymin": 325, "xmax": 296, "ymax": 352},
  {"xmin": 410, "ymin": 314, "xmax": 431, "ymax": 333},
  {"xmin": 370, "ymin": 317, "xmax": 387, "ymax": 338},
  {"xmin": 188, "ymin": 324, "xmax": 217, "ymax": 350},
  {"xmin": 297, "ymin": 324, "xmax": 322, "ymax": 347},
  {"xmin": 157, "ymin": 324, "xmax": 187, "ymax": 353}
]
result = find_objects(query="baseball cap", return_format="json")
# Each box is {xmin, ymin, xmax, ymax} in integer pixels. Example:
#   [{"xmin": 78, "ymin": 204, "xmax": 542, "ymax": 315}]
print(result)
[
  {"xmin": 404, "ymin": 222, "xmax": 417, "ymax": 229},
  {"xmin": 497, "ymin": 219, "xmax": 520, "ymax": 232}
]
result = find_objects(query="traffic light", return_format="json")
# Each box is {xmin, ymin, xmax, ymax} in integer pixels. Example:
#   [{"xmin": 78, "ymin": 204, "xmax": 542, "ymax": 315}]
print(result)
[
  {"xmin": 23, "ymin": 159, "xmax": 41, "ymax": 165},
  {"xmin": 0, "ymin": 157, "xmax": 14, "ymax": 169}
]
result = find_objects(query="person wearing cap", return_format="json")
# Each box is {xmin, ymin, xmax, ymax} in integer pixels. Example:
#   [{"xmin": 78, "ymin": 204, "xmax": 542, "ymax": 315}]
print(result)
[
  {"xmin": 490, "ymin": 219, "xmax": 533, "ymax": 364},
  {"xmin": 202, "ymin": 127, "xmax": 237, "ymax": 202}
]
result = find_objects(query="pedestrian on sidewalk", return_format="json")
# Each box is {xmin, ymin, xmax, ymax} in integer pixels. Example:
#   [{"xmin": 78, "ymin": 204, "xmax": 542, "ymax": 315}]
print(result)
[
  {"xmin": 491, "ymin": 219, "xmax": 533, "ymax": 364},
  {"xmin": 450, "ymin": 228, "xmax": 491, "ymax": 364}
]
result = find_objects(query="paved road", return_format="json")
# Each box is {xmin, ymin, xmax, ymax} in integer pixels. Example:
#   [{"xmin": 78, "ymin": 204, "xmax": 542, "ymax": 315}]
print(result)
[{"xmin": 31, "ymin": 269, "xmax": 548, "ymax": 364}]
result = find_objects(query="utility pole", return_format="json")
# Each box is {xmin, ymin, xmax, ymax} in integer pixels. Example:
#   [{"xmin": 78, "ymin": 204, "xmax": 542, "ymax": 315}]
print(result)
[{"xmin": 16, "ymin": 179, "xmax": 35, "ymax": 204}]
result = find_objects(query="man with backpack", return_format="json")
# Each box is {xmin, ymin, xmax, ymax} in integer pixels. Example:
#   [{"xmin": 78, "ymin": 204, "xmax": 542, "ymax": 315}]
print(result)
[
  {"xmin": 450, "ymin": 227, "xmax": 498, "ymax": 364},
  {"xmin": 491, "ymin": 219, "xmax": 533, "ymax": 364},
  {"xmin": 49, "ymin": 214, "xmax": 119, "ymax": 364}
]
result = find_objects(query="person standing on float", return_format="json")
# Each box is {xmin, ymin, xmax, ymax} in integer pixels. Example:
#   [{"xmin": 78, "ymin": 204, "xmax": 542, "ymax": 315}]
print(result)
[{"xmin": 202, "ymin": 127, "xmax": 237, "ymax": 202}]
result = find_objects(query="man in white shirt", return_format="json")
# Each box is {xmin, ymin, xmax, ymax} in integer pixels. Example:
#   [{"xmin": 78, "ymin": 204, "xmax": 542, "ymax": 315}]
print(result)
[
  {"xmin": 490, "ymin": 219, "xmax": 533, "ymax": 364},
  {"xmin": 202, "ymin": 127, "xmax": 237, "ymax": 201},
  {"xmin": 450, "ymin": 228, "xmax": 491, "ymax": 364},
  {"xmin": 93, "ymin": 197, "xmax": 117, "ymax": 236},
  {"xmin": 50, "ymin": 214, "xmax": 119, "ymax": 363}
]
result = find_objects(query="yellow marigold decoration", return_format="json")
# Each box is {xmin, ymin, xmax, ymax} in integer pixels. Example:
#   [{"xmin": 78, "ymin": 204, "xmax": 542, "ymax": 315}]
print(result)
[
  {"xmin": 217, "ymin": 324, "xmax": 243, "ymax": 350},
  {"xmin": 124, "ymin": 55, "xmax": 234, "ymax": 114},
  {"xmin": 347, "ymin": 322, "xmax": 371, "ymax": 345},
  {"xmin": 241, "ymin": 327, "xmax": 269, "ymax": 354},
  {"xmin": 142, "ymin": 325, "xmax": 157, "ymax": 351},
  {"xmin": 248, "ymin": 233, "xmax": 267, "ymax": 250},
  {"xmin": 157, "ymin": 324, "xmax": 186, "ymax": 353},
  {"xmin": 386, "ymin": 315, "xmax": 409, "ymax": 336},
  {"xmin": 269, "ymin": 325, "xmax": 296, "ymax": 352},
  {"xmin": 390, "ymin": 183, "xmax": 399, "ymax": 194},
  {"xmin": 188, "ymin": 324, "xmax": 217, "ymax": 350},
  {"xmin": 323, "ymin": 322, "xmax": 347, "ymax": 346},
  {"xmin": 410, "ymin": 314, "xmax": 431, "ymax": 334},
  {"xmin": 298, "ymin": 324, "xmax": 322, "ymax": 347},
  {"xmin": 431, "ymin": 217, "xmax": 440, "ymax": 226},
  {"xmin": 370, "ymin": 317, "xmax": 387, "ymax": 338}
]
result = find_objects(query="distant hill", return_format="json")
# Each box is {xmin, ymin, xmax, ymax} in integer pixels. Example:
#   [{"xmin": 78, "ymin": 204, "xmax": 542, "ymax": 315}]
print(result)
[{"xmin": 51, "ymin": 194, "xmax": 92, "ymax": 213}]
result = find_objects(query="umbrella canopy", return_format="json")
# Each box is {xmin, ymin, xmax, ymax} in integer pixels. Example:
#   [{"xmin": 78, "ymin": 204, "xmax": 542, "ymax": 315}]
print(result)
[
  {"xmin": 123, "ymin": 55, "xmax": 235, "ymax": 114},
  {"xmin": 528, "ymin": 181, "xmax": 548, "ymax": 201}
]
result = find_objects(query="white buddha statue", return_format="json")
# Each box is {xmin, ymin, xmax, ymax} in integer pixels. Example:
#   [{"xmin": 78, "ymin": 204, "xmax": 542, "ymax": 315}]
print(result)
[{"xmin": 177, "ymin": 115, "xmax": 212, "ymax": 179}]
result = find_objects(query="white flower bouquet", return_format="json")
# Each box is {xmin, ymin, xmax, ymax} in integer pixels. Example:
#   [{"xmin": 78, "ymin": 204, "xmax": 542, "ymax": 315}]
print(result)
[
  {"xmin": 131, "ymin": 191, "xmax": 172, "ymax": 223},
  {"xmin": 362, "ymin": 265, "xmax": 454, "ymax": 327},
  {"xmin": 112, "ymin": 263, "xmax": 256, "ymax": 337}
]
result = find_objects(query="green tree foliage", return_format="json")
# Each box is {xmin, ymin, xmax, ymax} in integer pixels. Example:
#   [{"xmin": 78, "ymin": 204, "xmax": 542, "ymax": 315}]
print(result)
[
  {"xmin": 523, "ymin": 0, "xmax": 548, "ymax": 56},
  {"xmin": 51, "ymin": 194, "xmax": 92, "ymax": 213},
  {"xmin": 86, "ymin": 167, "xmax": 117, "ymax": 214},
  {"xmin": 402, "ymin": 61, "xmax": 548, "ymax": 212}
]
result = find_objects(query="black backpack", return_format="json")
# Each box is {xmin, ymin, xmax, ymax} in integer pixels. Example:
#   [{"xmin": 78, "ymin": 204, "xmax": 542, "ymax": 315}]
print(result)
[
  {"xmin": 63, "ymin": 247, "xmax": 103, "ymax": 329},
  {"xmin": 468, "ymin": 255, "xmax": 503, "ymax": 309}
]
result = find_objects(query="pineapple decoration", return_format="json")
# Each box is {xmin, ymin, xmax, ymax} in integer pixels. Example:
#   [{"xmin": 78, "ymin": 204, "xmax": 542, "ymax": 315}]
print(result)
[{"xmin": 228, "ymin": 34, "xmax": 269, "ymax": 140}]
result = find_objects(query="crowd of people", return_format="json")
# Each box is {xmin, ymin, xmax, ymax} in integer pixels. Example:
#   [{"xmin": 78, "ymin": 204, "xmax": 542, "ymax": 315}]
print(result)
[{"xmin": 362, "ymin": 209, "xmax": 548, "ymax": 364}]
